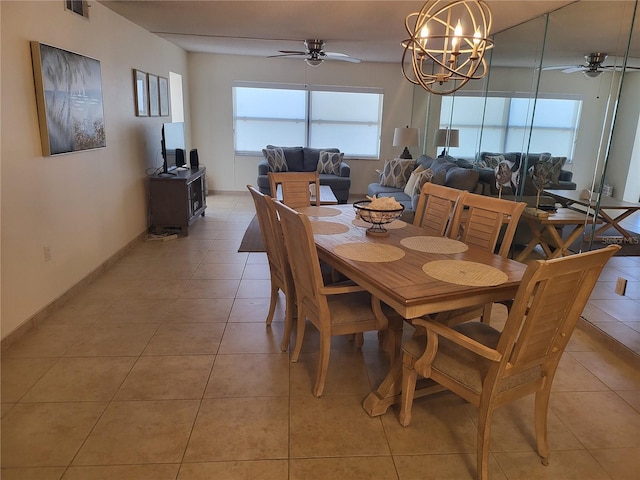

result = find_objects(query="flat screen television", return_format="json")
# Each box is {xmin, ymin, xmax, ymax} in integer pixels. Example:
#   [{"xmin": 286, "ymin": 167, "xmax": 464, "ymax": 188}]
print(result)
[{"xmin": 161, "ymin": 122, "xmax": 186, "ymax": 174}]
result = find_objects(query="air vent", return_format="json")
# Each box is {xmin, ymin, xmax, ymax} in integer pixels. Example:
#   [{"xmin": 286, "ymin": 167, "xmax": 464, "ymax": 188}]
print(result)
[{"xmin": 65, "ymin": 1, "xmax": 89, "ymax": 20}]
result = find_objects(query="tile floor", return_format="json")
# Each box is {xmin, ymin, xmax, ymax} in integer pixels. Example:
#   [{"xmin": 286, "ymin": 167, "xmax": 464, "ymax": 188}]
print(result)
[{"xmin": 1, "ymin": 193, "xmax": 639, "ymax": 480}]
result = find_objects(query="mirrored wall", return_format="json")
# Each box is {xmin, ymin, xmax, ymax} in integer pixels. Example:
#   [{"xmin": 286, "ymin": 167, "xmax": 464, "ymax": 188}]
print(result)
[{"xmin": 415, "ymin": 0, "xmax": 639, "ymax": 213}]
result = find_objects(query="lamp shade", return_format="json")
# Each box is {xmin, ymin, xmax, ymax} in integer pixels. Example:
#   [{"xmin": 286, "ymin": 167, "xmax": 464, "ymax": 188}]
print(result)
[
  {"xmin": 393, "ymin": 127, "xmax": 419, "ymax": 147},
  {"xmin": 434, "ymin": 128, "xmax": 459, "ymax": 148}
]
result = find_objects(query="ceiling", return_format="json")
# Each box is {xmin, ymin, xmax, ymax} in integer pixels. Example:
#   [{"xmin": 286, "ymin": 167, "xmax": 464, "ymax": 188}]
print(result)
[{"xmin": 100, "ymin": 1, "xmax": 639, "ymax": 69}]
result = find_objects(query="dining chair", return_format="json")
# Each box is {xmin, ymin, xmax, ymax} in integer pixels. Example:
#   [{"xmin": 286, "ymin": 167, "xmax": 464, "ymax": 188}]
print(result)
[
  {"xmin": 413, "ymin": 182, "xmax": 467, "ymax": 237},
  {"xmin": 268, "ymin": 171, "xmax": 320, "ymax": 209},
  {"xmin": 434, "ymin": 193, "xmax": 527, "ymax": 325},
  {"xmin": 247, "ymin": 185, "xmax": 296, "ymax": 352},
  {"xmin": 399, "ymin": 244, "xmax": 619, "ymax": 480},
  {"xmin": 273, "ymin": 200, "xmax": 403, "ymax": 397}
]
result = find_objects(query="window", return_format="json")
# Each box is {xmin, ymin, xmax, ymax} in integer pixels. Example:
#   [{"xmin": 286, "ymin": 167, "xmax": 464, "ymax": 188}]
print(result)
[
  {"xmin": 233, "ymin": 82, "xmax": 383, "ymax": 157},
  {"xmin": 441, "ymin": 94, "xmax": 582, "ymax": 162}
]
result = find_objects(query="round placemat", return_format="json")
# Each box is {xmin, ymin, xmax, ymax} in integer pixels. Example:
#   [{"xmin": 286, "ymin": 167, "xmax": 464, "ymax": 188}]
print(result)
[
  {"xmin": 334, "ymin": 243, "xmax": 406, "ymax": 262},
  {"xmin": 400, "ymin": 236, "xmax": 469, "ymax": 254},
  {"xmin": 297, "ymin": 206, "xmax": 341, "ymax": 217},
  {"xmin": 422, "ymin": 260, "xmax": 508, "ymax": 286},
  {"xmin": 352, "ymin": 218, "xmax": 407, "ymax": 229},
  {"xmin": 311, "ymin": 221, "xmax": 350, "ymax": 235}
]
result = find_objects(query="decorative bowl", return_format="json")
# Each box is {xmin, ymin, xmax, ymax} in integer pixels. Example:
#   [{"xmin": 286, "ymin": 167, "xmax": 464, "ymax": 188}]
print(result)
[{"xmin": 353, "ymin": 200, "xmax": 404, "ymax": 236}]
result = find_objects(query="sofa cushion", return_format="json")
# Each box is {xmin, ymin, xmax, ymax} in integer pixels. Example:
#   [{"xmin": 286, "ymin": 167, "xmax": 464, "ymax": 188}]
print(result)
[
  {"xmin": 262, "ymin": 147, "xmax": 289, "ymax": 172},
  {"xmin": 303, "ymin": 147, "xmax": 339, "ymax": 171},
  {"xmin": 446, "ymin": 167, "xmax": 480, "ymax": 191},
  {"xmin": 430, "ymin": 157, "xmax": 458, "ymax": 176},
  {"xmin": 317, "ymin": 151, "xmax": 344, "ymax": 175},
  {"xmin": 414, "ymin": 168, "xmax": 446, "ymax": 196},
  {"xmin": 266, "ymin": 145, "xmax": 304, "ymax": 171},
  {"xmin": 379, "ymin": 158, "xmax": 416, "ymax": 188}
]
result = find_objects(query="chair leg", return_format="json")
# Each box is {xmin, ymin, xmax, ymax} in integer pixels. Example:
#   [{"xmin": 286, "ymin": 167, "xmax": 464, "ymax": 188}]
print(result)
[
  {"xmin": 480, "ymin": 302, "xmax": 493, "ymax": 324},
  {"xmin": 313, "ymin": 329, "xmax": 331, "ymax": 397},
  {"xmin": 476, "ymin": 402, "xmax": 494, "ymax": 480},
  {"xmin": 355, "ymin": 332, "xmax": 364, "ymax": 348},
  {"xmin": 265, "ymin": 282, "xmax": 279, "ymax": 326},
  {"xmin": 399, "ymin": 353, "xmax": 418, "ymax": 426},
  {"xmin": 291, "ymin": 307, "xmax": 306, "ymax": 363},
  {"xmin": 534, "ymin": 385, "xmax": 552, "ymax": 466},
  {"xmin": 280, "ymin": 293, "xmax": 296, "ymax": 352}
]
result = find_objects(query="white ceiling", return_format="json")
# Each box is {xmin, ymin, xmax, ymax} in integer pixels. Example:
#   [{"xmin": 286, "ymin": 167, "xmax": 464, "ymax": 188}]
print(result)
[{"xmin": 100, "ymin": 1, "xmax": 639, "ymax": 68}]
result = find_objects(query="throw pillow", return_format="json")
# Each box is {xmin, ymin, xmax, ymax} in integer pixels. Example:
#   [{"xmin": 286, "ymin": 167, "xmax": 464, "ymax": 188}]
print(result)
[
  {"xmin": 262, "ymin": 147, "xmax": 288, "ymax": 172},
  {"xmin": 413, "ymin": 168, "xmax": 446, "ymax": 196},
  {"xmin": 494, "ymin": 157, "xmax": 520, "ymax": 193},
  {"xmin": 317, "ymin": 151, "xmax": 344, "ymax": 175},
  {"xmin": 379, "ymin": 158, "xmax": 416, "ymax": 188},
  {"xmin": 403, "ymin": 165, "xmax": 426, "ymax": 196},
  {"xmin": 478, "ymin": 154, "xmax": 504, "ymax": 169}
]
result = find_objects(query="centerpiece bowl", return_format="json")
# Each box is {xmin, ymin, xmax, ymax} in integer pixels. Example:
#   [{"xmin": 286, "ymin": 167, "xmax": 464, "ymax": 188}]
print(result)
[{"xmin": 353, "ymin": 200, "xmax": 404, "ymax": 236}]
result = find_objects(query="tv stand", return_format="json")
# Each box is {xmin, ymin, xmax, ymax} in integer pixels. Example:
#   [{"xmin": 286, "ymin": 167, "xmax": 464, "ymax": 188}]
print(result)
[{"xmin": 149, "ymin": 167, "xmax": 206, "ymax": 236}]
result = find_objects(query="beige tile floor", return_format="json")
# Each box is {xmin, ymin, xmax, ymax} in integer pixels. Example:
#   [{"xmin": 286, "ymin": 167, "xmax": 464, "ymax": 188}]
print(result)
[{"xmin": 2, "ymin": 193, "xmax": 639, "ymax": 480}]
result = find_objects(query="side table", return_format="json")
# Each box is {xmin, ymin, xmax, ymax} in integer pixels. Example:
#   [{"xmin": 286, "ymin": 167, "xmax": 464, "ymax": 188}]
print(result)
[{"xmin": 515, "ymin": 208, "xmax": 596, "ymax": 262}]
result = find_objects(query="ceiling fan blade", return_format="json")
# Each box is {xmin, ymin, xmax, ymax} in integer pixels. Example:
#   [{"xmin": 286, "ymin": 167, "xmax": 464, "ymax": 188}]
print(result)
[
  {"xmin": 561, "ymin": 67, "xmax": 586, "ymax": 73},
  {"xmin": 267, "ymin": 52, "xmax": 306, "ymax": 58},
  {"xmin": 324, "ymin": 52, "xmax": 361, "ymax": 63},
  {"xmin": 278, "ymin": 50, "xmax": 306, "ymax": 54},
  {"xmin": 541, "ymin": 65, "xmax": 581, "ymax": 71}
]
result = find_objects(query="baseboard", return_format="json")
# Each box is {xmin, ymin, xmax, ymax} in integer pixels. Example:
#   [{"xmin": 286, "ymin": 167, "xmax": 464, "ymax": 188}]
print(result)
[
  {"xmin": 1, "ymin": 230, "xmax": 147, "ymax": 350},
  {"xmin": 577, "ymin": 316, "xmax": 640, "ymax": 369}
]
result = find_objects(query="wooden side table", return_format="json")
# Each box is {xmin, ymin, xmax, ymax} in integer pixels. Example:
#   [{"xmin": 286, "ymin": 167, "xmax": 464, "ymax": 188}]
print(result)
[{"xmin": 515, "ymin": 208, "xmax": 596, "ymax": 262}]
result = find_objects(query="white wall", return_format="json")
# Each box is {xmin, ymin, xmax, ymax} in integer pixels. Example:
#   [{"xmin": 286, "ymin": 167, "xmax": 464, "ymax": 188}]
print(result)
[
  {"xmin": 187, "ymin": 53, "xmax": 416, "ymax": 196},
  {"xmin": 0, "ymin": 1, "xmax": 188, "ymax": 339}
]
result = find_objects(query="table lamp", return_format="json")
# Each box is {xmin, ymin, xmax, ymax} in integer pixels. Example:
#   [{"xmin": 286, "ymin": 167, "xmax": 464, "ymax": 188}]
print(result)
[
  {"xmin": 393, "ymin": 126, "xmax": 419, "ymax": 159},
  {"xmin": 434, "ymin": 128, "xmax": 459, "ymax": 157}
]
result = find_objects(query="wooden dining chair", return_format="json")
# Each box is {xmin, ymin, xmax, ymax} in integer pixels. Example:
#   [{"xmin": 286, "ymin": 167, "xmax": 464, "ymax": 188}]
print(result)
[
  {"xmin": 273, "ymin": 200, "xmax": 403, "ymax": 397},
  {"xmin": 433, "ymin": 193, "xmax": 527, "ymax": 325},
  {"xmin": 399, "ymin": 244, "xmax": 619, "ymax": 480},
  {"xmin": 247, "ymin": 185, "xmax": 296, "ymax": 351},
  {"xmin": 413, "ymin": 182, "xmax": 467, "ymax": 237},
  {"xmin": 268, "ymin": 171, "xmax": 320, "ymax": 209}
]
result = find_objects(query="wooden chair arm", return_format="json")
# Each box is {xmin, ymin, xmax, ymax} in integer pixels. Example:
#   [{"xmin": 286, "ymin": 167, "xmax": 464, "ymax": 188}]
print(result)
[{"xmin": 412, "ymin": 318, "xmax": 502, "ymax": 362}]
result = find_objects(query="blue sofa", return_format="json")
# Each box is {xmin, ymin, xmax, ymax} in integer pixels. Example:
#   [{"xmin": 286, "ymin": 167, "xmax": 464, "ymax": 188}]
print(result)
[{"xmin": 257, "ymin": 145, "xmax": 351, "ymax": 203}]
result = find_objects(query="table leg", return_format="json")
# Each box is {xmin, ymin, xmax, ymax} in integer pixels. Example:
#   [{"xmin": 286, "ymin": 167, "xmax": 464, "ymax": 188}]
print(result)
[
  {"xmin": 362, "ymin": 359, "xmax": 403, "ymax": 416},
  {"xmin": 590, "ymin": 209, "xmax": 637, "ymax": 241},
  {"xmin": 543, "ymin": 224, "xmax": 585, "ymax": 258},
  {"xmin": 515, "ymin": 218, "xmax": 543, "ymax": 262}
]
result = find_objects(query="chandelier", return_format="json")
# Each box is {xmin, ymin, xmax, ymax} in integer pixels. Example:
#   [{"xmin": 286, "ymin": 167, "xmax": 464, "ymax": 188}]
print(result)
[{"xmin": 402, "ymin": 0, "xmax": 493, "ymax": 95}]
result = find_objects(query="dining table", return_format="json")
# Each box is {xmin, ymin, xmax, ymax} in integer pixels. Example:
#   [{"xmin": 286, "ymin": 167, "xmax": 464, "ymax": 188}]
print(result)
[{"xmin": 297, "ymin": 204, "xmax": 527, "ymax": 417}]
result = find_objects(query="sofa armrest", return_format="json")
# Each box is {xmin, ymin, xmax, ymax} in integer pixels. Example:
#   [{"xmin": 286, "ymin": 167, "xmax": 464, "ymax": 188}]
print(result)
[
  {"xmin": 258, "ymin": 159, "xmax": 270, "ymax": 176},
  {"xmin": 339, "ymin": 161, "xmax": 351, "ymax": 178}
]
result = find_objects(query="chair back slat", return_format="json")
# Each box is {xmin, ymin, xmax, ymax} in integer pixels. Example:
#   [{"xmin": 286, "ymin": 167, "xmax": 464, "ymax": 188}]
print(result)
[
  {"xmin": 247, "ymin": 185, "xmax": 289, "ymax": 283},
  {"xmin": 449, "ymin": 192, "xmax": 526, "ymax": 258},
  {"xmin": 273, "ymin": 201, "xmax": 326, "ymax": 316},
  {"xmin": 413, "ymin": 183, "xmax": 466, "ymax": 237},
  {"xmin": 268, "ymin": 171, "xmax": 320, "ymax": 208},
  {"xmin": 497, "ymin": 245, "xmax": 619, "ymax": 374}
]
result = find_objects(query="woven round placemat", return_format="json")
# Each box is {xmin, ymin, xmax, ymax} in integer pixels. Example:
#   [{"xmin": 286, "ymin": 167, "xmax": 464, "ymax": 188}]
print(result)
[
  {"xmin": 311, "ymin": 221, "xmax": 350, "ymax": 235},
  {"xmin": 334, "ymin": 243, "xmax": 406, "ymax": 262},
  {"xmin": 297, "ymin": 206, "xmax": 341, "ymax": 217},
  {"xmin": 422, "ymin": 260, "xmax": 508, "ymax": 286},
  {"xmin": 352, "ymin": 218, "xmax": 407, "ymax": 229},
  {"xmin": 400, "ymin": 236, "xmax": 469, "ymax": 254}
]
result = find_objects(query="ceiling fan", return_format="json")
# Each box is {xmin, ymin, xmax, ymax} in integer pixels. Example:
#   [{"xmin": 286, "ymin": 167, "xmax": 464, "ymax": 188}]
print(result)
[
  {"xmin": 268, "ymin": 39, "xmax": 361, "ymax": 67},
  {"xmin": 542, "ymin": 53, "xmax": 640, "ymax": 78}
]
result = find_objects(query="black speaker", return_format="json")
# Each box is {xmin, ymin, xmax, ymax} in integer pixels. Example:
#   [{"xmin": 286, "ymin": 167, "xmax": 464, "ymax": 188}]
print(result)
[
  {"xmin": 190, "ymin": 149, "xmax": 199, "ymax": 169},
  {"xmin": 175, "ymin": 148, "xmax": 185, "ymax": 167}
]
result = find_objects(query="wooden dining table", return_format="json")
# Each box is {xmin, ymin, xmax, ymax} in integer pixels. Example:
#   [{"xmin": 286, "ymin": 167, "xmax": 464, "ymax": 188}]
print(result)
[{"xmin": 298, "ymin": 204, "xmax": 527, "ymax": 416}]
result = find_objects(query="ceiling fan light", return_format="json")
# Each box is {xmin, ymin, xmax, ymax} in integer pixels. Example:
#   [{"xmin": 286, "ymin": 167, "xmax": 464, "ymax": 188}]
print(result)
[
  {"xmin": 584, "ymin": 70, "xmax": 601, "ymax": 78},
  {"xmin": 305, "ymin": 58, "xmax": 322, "ymax": 67}
]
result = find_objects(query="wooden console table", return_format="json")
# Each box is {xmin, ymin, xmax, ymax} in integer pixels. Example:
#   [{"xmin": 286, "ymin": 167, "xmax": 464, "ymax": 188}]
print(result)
[
  {"xmin": 544, "ymin": 189, "xmax": 640, "ymax": 241},
  {"xmin": 149, "ymin": 167, "xmax": 206, "ymax": 236},
  {"xmin": 515, "ymin": 208, "xmax": 596, "ymax": 262}
]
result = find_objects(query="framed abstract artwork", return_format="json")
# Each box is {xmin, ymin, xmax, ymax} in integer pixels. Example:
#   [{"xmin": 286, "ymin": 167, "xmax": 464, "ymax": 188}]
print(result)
[
  {"xmin": 134, "ymin": 69, "xmax": 148, "ymax": 117},
  {"xmin": 31, "ymin": 41, "xmax": 106, "ymax": 155},
  {"xmin": 159, "ymin": 76, "xmax": 170, "ymax": 116},
  {"xmin": 148, "ymin": 73, "xmax": 159, "ymax": 117}
]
